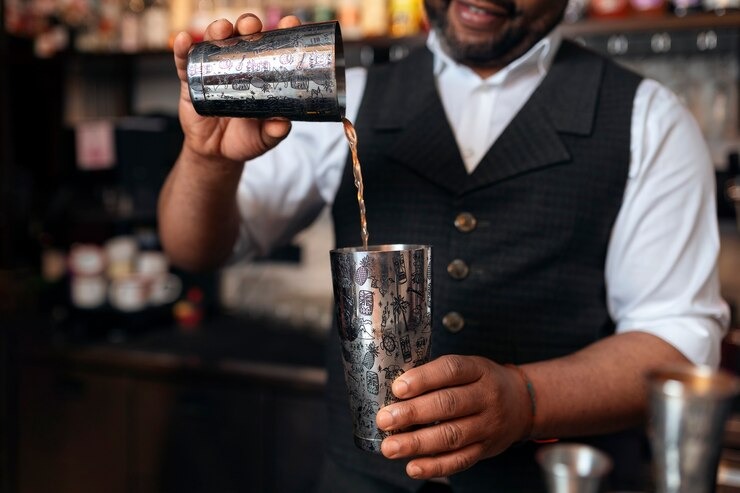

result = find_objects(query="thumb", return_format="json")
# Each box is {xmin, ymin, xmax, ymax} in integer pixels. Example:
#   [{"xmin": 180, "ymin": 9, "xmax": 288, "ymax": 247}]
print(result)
[{"xmin": 261, "ymin": 119, "xmax": 292, "ymax": 149}]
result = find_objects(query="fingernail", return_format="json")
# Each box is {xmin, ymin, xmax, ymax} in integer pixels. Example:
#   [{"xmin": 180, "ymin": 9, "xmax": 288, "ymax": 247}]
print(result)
[
  {"xmin": 407, "ymin": 464, "xmax": 422, "ymax": 478},
  {"xmin": 393, "ymin": 378, "xmax": 409, "ymax": 397},
  {"xmin": 382, "ymin": 439, "xmax": 400, "ymax": 458},
  {"xmin": 377, "ymin": 408, "xmax": 395, "ymax": 429}
]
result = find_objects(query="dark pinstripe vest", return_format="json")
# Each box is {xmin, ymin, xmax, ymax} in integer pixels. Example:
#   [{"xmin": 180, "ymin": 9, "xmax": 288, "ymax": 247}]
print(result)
[{"xmin": 328, "ymin": 40, "xmax": 643, "ymax": 492}]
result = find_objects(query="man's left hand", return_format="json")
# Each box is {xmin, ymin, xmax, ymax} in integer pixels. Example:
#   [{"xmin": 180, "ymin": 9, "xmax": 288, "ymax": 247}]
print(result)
[{"xmin": 376, "ymin": 355, "xmax": 531, "ymax": 479}]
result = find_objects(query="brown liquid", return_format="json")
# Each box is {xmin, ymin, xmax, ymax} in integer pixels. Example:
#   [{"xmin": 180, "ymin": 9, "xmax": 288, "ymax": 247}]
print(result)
[{"xmin": 343, "ymin": 118, "xmax": 369, "ymax": 249}]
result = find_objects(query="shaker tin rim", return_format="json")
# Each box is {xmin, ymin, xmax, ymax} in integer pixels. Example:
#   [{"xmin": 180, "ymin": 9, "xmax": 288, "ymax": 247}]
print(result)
[
  {"xmin": 647, "ymin": 364, "xmax": 740, "ymax": 399},
  {"xmin": 330, "ymin": 244, "xmax": 432, "ymax": 255}
]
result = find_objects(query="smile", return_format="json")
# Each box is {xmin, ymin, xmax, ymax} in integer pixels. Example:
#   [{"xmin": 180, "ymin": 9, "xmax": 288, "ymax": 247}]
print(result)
[
  {"xmin": 456, "ymin": 0, "xmax": 514, "ymax": 17},
  {"xmin": 453, "ymin": 0, "xmax": 514, "ymax": 30}
]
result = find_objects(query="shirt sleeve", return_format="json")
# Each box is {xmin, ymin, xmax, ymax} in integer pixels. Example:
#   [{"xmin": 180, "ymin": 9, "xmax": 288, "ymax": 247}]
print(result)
[
  {"xmin": 230, "ymin": 67, "xmax": 368, "ymax": 261},
  {"xmin": 606, "ymin": 78, "xmax": 731, "ymax": 367}
]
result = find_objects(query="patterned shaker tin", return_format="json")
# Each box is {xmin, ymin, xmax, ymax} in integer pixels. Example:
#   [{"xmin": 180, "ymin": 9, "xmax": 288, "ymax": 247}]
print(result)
[
  {"xmin": 187, "ymin": 21, "xmax": 346, "ymax": 121},
  {"xmin": 330, "ymin": 244, "xmax": 432, "ymax": 453}
]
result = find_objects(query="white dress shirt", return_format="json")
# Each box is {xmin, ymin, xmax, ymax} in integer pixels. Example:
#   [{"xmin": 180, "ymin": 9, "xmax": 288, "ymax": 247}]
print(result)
[{"xmin": 233, "ymin": 28, "xmax": 730, "ymax": 366}]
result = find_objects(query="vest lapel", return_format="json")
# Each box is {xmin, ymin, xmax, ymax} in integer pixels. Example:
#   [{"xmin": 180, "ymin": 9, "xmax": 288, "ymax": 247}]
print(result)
[
  {"xmin": 369, "ymin": 49, "xmax": 470, "ymax": 195},
  {"xmin": 464, "ymin": 97, "xmax": 572, "ymax": 194},
  {"xmin": 365, "ymin": 41, "xmax": 605, "ymax": 196},
  {"xmin": 466, "ymin": 41, "xmax": 605, "ymax": 193}
]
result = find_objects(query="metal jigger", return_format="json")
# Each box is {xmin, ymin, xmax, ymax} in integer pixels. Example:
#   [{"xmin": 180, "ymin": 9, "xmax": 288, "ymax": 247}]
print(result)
[
  {"xmin": 537, "ymin": 443, "xmax": 613, "ymax": 493},
  {"xmin": 647, "ymin": 364, "xmax": 740, "ymax": 493}
]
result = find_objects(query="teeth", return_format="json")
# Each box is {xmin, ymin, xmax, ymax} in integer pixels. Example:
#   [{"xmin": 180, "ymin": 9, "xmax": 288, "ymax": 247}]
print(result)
[{"xmin": 468, "ymin": 5, "xmax": 489, "ymax": 14}]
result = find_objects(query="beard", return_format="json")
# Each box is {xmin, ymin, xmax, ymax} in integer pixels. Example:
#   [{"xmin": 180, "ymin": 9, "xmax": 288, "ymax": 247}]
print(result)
[{"xmin": 424, "ymin": 0, "xmax": 565, "ymax": 69}]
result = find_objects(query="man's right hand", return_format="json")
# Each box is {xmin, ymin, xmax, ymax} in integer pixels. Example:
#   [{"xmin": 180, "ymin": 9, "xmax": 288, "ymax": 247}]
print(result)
[{"xmin": 172, "ymin": 14, "xmax": 302, "ymax": 165}]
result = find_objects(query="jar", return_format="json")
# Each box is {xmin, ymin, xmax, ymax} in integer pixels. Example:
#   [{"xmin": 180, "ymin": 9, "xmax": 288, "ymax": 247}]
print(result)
[
  {"xmin": 630, "ymin": 0, "xmax": 667, "ymax": 14},
  {"xmin": 590, "ymin": 0, "xmax": 631, "ymax": 17}
]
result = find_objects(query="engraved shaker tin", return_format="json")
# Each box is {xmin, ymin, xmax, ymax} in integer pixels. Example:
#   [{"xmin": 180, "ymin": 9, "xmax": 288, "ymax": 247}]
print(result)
[{"xmin": 186, "ymin": 21, "xmax": 346, "ymax": 121}]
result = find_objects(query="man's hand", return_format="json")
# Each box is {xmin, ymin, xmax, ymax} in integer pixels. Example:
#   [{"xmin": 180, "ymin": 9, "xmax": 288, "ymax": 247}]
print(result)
[
  {"xmin": 172, "ymin": 14, "xmax": 300, "ymax": 165},
  {"xmin": 376, "ymin": 355, "xmax": 532, "ymax": 480},
  {"xmin": 159, "ymin": 13, "xmax": 304, "ymax": 271}
]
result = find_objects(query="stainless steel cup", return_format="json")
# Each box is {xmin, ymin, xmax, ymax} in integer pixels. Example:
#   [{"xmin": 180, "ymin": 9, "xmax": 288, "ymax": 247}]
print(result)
[
  {"xmin": 329, "ymin": 244, "xmax": 432, "ymax": 453},
  {"xmin": 647, "ymin": 364, "xmax": 740, "ymax": 493},
  {"xmin": 536, "ymin": 443, "xmax": 613, "ymax": 493},
  {"xmin": 187, "ymin": 21, "xmax": 346, "ymax": 121}
]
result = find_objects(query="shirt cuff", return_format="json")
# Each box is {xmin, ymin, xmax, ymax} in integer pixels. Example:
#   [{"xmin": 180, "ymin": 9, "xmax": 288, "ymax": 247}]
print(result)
[{"xmin": 616, "ymin": 315, "xmax": 729, "ymax": 368}]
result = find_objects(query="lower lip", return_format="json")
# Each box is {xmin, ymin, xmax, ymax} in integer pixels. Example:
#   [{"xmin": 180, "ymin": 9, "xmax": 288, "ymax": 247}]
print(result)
[{"xmin": 453, "ymin": 0, "xmax": 507, "ymax": 30}]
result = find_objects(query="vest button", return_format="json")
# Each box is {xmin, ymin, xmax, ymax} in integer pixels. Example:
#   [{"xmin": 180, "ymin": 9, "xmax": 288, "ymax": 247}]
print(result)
[
  {"xmin": 454, "ymin": 212, "xmax": 477, "ymax": 233},
  {"xmin": 447, "ymin": 259, "xmax": 470, "ymax": 280},
  {"xmin": 442, "ymin": 312, "xmax": 465, "ymax": 333}
]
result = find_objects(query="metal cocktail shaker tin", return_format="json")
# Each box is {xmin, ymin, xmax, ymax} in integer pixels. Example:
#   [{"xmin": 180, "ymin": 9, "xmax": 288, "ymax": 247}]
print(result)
[
  {"xmin": 330, "ymin": 244, "xmax": 433, "ymax": 453},
  {"xmin": 647, "ymin": 365, "xmax": 740, "ymax": 493},
  {"xmin": 186, "ymin": 21, "xmax": 346, "ymax": 121}
]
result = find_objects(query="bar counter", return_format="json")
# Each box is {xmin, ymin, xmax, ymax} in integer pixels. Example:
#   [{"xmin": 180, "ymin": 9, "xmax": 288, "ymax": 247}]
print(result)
[{"xmin": 10, "ymin": 313, "xmax": 329, "ymax": 493}]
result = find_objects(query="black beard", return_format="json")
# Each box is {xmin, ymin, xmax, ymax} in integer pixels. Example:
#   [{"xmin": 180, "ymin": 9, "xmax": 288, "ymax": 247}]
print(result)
[
  {"xmin": 424, "ymin": 0, "xmax": 565, "ymax": 69},
  {"xmin": 425, "ymin": 0, "xmax": 522, "ymax": 67},
  {"xmin": 439, "ymin": 21, "xmax": 525, "ymax": 68}
]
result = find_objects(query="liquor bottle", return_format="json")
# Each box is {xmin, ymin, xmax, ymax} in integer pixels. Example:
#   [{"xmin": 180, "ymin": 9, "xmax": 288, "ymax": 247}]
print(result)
[
  {"xmin": 141, "ymin": 0, "xmax": 170, "ymax": 50},
  {"xmin": 313, "ymin": 0, "xmax": 335, "ymax": 22},
  {"xmin": 263, "ymin": 0, "xmax": 284, "ymax": 29},
  {"xmin": 389, "ymin": 0, "xmax": 423, "ymax": 37},
  {"xmin": 169, "ymin": 0, "xmax": 193, "ymax": 45},
  {"xmin": 337, "ymin": 0, "xmax": 362, "ymax": 40},
  {"xmin": 361, "ymin": 0, "xmax": 389, "ymax": 37},
  {"xmin": 188, "ymin": 0, "xmax": 214, "ymax": 42},
  {"xmin": 120, "ymin": 0, "xmax": 144, "ymax": 52},
  {"xmin": 288, "ymin": 0, "xmax": 313, "ymax": 22}
]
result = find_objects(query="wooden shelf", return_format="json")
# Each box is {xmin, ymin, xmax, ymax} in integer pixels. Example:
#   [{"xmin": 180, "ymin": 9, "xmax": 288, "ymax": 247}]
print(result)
[{"xmin": 562, "ymin": 11, "xmax": 740, "ymax": 57}]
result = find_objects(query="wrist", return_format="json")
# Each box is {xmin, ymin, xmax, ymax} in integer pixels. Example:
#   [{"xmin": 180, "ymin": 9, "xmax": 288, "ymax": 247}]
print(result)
[
  {"xmin": 505, "ymin": 363, "xmax": 560, "ymax": 445},
  {"xmin": 504, "ymin": 363, "xmax": 537, "ymax": 442}
]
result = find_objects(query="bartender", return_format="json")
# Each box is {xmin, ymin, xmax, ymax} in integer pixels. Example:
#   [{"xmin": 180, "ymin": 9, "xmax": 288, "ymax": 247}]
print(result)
[{"xmin": 158, "ymin": 1, "xmax": 729, "ymax": 491}]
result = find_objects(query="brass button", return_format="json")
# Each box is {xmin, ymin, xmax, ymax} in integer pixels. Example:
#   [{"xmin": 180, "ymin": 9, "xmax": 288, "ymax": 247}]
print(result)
[
  {"xmin": 442, "ymin": 312, "xmax": 465, "ymax": 333},
  {"xmin": 447, "ymin": 259, "xmax": 470, "ymax": 280},
  {"xmin": 454, "ymin": 212, "xmax": 477, "ymax": 233}
]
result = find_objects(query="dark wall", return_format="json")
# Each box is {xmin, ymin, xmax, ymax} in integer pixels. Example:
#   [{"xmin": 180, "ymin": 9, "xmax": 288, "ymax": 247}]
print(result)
[{"xmin": 1, "ymin": 37, "xmax": 65, "ymax": 271}]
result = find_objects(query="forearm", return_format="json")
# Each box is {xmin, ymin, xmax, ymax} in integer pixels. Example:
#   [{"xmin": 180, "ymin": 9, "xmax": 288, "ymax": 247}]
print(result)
[
  {"xmin": 158, "ymin": 143, "xmax": 246, "ymax": 271},
  {"xmin": 522, "ymin": 331, "xmax": 690, "ymax": 440}
]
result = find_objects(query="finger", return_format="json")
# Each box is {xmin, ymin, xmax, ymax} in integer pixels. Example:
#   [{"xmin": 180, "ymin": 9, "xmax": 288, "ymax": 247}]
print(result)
[
  {"xmin": 381, "ymin": 415, "xmax": 480, "ymax": 459},
  {"xmin": 261, "ymin": 119, "xmax": 292, "ymax": 147},
  {"xmin": 277, "ymin": 15, "xmax": 302, "ymax": 29},
  {"xmin": 173, "ymin": 31, "xmax": 193, "ymax": 82},
  {"xmin": 377, "ymin": 386, "xmax": 483, "ymax": 431},
  {"xmin": 234, "ymin": 12, "xmax": 263, "ymax": 36},
  {"xmin": 405, "ymin": 442, "xmax": 487, "ymax": 479},
  {"xmin": 204, "ymin": 18, "xmax": 234, "ymax": 41},
  {"xmin": 392, "ymin": 355, "xmax": 484, "ymax": 399}
]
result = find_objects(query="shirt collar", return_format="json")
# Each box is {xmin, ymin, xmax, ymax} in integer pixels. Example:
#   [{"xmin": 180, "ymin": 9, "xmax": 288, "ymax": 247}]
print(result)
[{"xmin": 427, "ymin": 27, "xmax": 562, "ymax": 84}]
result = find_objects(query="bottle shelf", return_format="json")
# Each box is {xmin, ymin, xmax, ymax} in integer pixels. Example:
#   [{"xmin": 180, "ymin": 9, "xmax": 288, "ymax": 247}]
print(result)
[
  {"xmin": 562, "ymin": 11, "xmax": 740, "ymax": 57},
  {"xmin": 563, "ymin": 10, "xmax": 740, "ymax": 36}
]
